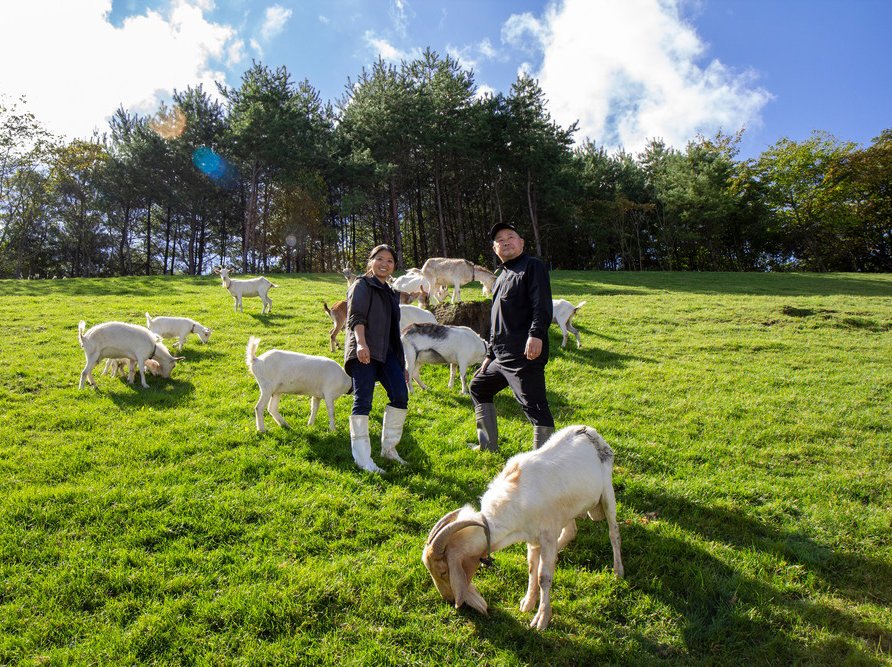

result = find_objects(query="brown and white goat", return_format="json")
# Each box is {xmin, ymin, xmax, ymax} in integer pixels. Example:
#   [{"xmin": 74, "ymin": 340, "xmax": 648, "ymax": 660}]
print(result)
[{"xmin": 423, "ymin": 426, "xmax": 623, "ymax": 630}]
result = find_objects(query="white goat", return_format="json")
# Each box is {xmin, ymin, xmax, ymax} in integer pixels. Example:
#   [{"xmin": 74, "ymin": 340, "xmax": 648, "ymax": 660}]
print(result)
[
  {"xmin": 421, "ymin": 258, "xmax": 496, "ymax": 303},
  {"xmin": 245, "ymin": 336, "xmax": 352, "ymax": 432},
  {"xmin": 145, "ymin": 312, "xmax": 212, "ymax": 351},
  {"xmin": 78, "ymin": 321, "xmax": 183, "ymax": 389},
  {"xmin": 552, "ymin": 299, "xmax": 586, "ymax": 349},
  {"xmin": 323, "ymin": 300, "xmax": 348, "ymax": 352},
  {"xmin": 342, "ymin": 267, "xmax": 359, "ymax": 287},
  {"xmin": 214, "ymin": 266, "xmax": 277, "ymax": 314},
  {"xmin": 423, "ymin": 425, "xmax": 623, "ymax": 631},
  {"xmin": 102, "ymin": 357, "xmax": 163, "ymax": 380},
  {"xmin": 399, "ymin": 304, "xmax": 437, "ymax": 330},
  {"xmin": 401, "ymin": 323, "xmax": 487, "ymax": 394},
  {"xmin": 392, "ymin": 269, "xmax": 434, "ymax": 306}
]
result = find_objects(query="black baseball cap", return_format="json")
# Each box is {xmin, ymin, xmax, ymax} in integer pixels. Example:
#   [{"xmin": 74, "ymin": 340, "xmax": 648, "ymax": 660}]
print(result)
[{"xmin": 489, "ymin": 221, "xmax": 520, "ymax": 240}]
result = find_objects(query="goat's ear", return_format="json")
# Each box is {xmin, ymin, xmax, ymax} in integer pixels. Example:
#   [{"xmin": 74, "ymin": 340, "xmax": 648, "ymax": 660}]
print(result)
[
  {"xmin": 173, "ymin": 356, "xmax": 185, "ymax": 361},
  {"xmin": 463, "ymin": 581, "xmax": 489, "ymax": 615}
]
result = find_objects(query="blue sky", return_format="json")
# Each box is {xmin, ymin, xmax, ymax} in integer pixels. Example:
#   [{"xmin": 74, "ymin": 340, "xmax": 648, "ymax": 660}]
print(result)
[{"xmin": 1, "ymin": 0, "xmax": 889, "ymax": 160}]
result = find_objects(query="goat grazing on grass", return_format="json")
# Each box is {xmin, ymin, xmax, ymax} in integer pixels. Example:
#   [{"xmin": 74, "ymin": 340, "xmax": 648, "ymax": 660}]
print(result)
[
  {"xmin": 421, "ymin": 258, "xmax": 497, "ymax": 304},
  {"xmin": 423, "ymin": 425, "xmax": 624, "ymax": 631},
  {"xmin": 552, "ymin": 299, "xmax": 586, "ymax": 349},
  {"xmin": 78, "ymin": 321, "xmax": 183, "ymax": 389},
  {"xmin": 145, "ymin": 312, "xmax": 212, "ymax": 351},
  {"xmin": 402, "ymin": 323, "xmax": 487, "ymax": 395},
  {"xmin": 245, "ymin": 336, "xmax": 352, "ymax": 432},
  {"xmin": 214, "ymin": 266, "xmax": 277, "ymax": 314}
]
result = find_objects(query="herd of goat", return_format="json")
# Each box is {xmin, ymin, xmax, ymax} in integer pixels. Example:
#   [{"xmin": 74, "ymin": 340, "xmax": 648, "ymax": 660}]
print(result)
[{"xmin": 75, "ymin": 257, "xmax": 621, "ymax": 630}]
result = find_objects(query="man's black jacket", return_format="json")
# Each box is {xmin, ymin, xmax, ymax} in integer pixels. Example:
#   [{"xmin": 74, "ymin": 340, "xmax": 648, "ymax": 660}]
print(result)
[{"xmin": 488, "ymin": 253, "xmax": 553, "ymax": 365}]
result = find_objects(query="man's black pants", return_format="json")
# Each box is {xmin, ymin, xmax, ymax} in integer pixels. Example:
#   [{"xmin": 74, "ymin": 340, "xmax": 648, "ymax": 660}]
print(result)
[{"xmin": 469, "ymin": 358, "xmax": 554, "ymax": 427}]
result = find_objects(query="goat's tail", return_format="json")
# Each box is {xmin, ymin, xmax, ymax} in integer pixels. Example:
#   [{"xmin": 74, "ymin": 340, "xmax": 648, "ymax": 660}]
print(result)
[
  {"xmin": 77, "ymin": 320, "xmax": 86, "ymax": 347},
  {"xmin": 145, "ymin": 312, "xmax": 152, "ymax": 327},
  {"xmin": 267, "ymin": 279, "xmax": 279, "ymax": 289},
  {"xmin": 245, "ymin": 336, "xmax": 261, "ymax": 370},
  {"xmin": 574, "ymin": 300, "xmax": 587, "ymax": 314},
  {"xmin": 322, "ymin": 301, "xmax": 332, "ymax": 317}
]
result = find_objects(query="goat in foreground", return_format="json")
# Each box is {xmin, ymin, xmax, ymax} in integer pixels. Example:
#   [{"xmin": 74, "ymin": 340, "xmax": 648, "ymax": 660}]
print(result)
[
  {"xmin": 245, "ymin": 336, "xmax": 352, "ymax": 432},
  {"xmin": 401, "ymin": 323, "xmax": 486, "ymax": 394},
  {"xmin": 78, "ymin": 321, "xmax": 183, "ymax": 389},
  {"xmin": 214, "ymin": 266, "xmax": 277, "ymax": 314},
  {"xmin": 423, "ymin": 425, "xmax": 623, "ymax": 631},
  {"xmin": 145, "ymin": 312, "xmax": 212, "ymax": 351},
  {"xmin": 552, "ymin": 299, "xmax": 586, "ymax": 349}
]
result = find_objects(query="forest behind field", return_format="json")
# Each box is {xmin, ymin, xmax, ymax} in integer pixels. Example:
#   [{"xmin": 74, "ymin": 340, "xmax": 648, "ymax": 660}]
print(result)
[{"xmin": 1, "ymin": 51, "xmax": 890, "ymax": 279}]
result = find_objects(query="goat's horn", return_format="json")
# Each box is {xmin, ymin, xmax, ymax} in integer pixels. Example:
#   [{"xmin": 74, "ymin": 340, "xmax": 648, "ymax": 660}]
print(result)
[
  {"xmin": 430, "ymin": 518, "xmax": 488, "ymax": 556},
  {"xmin": 425, "ymin": 508, "xmax": 462, "ymax": 545}
]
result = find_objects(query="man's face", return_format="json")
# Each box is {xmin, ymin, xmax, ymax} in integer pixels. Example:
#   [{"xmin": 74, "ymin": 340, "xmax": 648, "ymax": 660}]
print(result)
[{"xmin": 493, "ymin": 229, "xmax": 524, "ymax": 262}]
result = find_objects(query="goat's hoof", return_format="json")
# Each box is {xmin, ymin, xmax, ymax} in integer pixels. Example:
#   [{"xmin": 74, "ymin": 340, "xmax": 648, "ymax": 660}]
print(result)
[
  {"xmin": 519, "ymin": 596, "xmax": 536, "ymax": 613},
  {"xmin": 382, "ymin": 452, "xmax": 407, "ymax": 465},
  {"xmin": 530, "ymin": 610, "xmax": 551, "ymax": 630}
]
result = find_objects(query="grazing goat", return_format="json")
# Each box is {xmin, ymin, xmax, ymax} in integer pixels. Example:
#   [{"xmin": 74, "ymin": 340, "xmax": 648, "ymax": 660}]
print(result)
[
  {"xmin": 423, "ymin": 425, "xmax": 623, "ymax": 631},
  {"xmin": 145, "ymin": 312, "xmax": 212, "ymax": 351},
  {"xmin": 102, "ymin": 357, "xmax": 163, "ymax": 380},
  {"xmin": 401, "ymin": 323, "xmax": 487, "ymax": 395},
  {"xmin": 78, "ymin": 321, "xmax": 183, "ymax": 389},
  {"xmin": 552, "ymin": 299, "xmax": 586, "ymax": 349},
  {"xmin": 246, "ymin": 336, "xmax": 352, "ymax": 432},
  {"xmin": 214, "ymin": 266, "xmax": 277, "ymax": 314},
  {"xmin": 421, "ymin": 258, "xmax": 497, "ymax": 304}
]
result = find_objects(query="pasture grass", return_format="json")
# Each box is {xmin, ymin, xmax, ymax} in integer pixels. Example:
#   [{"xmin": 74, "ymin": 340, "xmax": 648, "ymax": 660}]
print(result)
[{"xmin": 0, "ymin": 271, "xmax": 890, "ymax": 665}]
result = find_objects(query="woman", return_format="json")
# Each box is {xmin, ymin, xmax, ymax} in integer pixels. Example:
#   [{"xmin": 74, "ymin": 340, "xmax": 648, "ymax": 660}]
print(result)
[{"xmin": 344, "ymin": 244, "xmax": 410, "ymax": 473}]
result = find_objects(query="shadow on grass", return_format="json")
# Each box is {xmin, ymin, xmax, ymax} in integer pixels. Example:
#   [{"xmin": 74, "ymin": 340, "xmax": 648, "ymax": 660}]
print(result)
[
  {"xmin": 551, "ymin": 271, "xmax": 892, "ymax": 298},
  {"xmin": 104, "ymin": 377, "xmax": 195, "ymax": 408}
]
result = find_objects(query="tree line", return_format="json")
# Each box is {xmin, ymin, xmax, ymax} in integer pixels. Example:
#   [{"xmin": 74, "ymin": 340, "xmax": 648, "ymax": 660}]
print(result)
[{"xmin": 1, "ymin": 50, "xmax": 890, "ymax": 279}]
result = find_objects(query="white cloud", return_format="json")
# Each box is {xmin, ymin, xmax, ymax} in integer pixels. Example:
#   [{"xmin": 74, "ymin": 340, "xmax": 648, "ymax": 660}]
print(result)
[
  {"xmin": 319, "ymin": 15, "xmax": 330, "ymax": 25},
  {"xmin": 363, "ymin": 31, "xmax": 421, "ymax": 64},
  {"xmin": 260, "ymin": 4, "xmax": 292, "ymax": 41},
  {"xmin": 391, "ymin": 0, "xmax": 412, "ymax": 39},
  {"xmin": 0, "ymin": 0, "xmax": 239, "ymax": 140},
  {"xmin": 504, "ymin": 0, "xmax": 771, "ymax": 153}
]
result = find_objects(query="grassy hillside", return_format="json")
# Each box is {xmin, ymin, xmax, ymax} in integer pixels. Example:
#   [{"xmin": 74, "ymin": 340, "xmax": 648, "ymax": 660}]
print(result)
[{"xmin": 0, "ymin": 271, "xmax": 890, "ymax": 665}]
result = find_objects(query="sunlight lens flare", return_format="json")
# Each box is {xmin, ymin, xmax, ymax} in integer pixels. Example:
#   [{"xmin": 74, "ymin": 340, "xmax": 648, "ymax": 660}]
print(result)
[
  {"xmin": 192, "ymin": 146, "xmax": 237, "ymax": 187},
  {"xmin": 149, "ymin": 106, "xmax": 186, "ymax": 139}
]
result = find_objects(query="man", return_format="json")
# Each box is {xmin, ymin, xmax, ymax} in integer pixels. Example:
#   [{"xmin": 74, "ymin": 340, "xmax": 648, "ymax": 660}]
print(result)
[{"xmin": 470, "ymin": 222, "xmax": 555, "ymax": 452}]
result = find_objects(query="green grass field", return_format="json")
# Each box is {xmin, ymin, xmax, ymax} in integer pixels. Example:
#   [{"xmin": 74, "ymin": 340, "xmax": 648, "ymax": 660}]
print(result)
[{"xmin": 0, "ymin": 271, "xmax": 890, "ymax": 665}]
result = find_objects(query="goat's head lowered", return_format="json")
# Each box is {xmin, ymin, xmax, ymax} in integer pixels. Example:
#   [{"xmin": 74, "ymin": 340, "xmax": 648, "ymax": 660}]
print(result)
[{"xmin": 422, "ymin": 507, "xmax": 491, "ymax": 615}]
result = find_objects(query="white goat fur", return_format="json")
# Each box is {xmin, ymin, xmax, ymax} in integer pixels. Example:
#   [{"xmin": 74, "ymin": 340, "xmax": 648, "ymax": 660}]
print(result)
[
  {"xmin": 401, "ymin": 323, "xmax": 487, "ymax": 395},
  {"xmin": 421, "ymin": 258, "xmax": 496, "ymax": 303},
  {"xmin": 214, "ymin": 266, "xmax": 277, "ymax": 314},
  {"xmin": 145, "ymin": 312, "xmax": 212, "ymax": 351},
  {"xmin": 102, "ymin": 357, "xmax": 163, "ymax": 380},
  {"xmin": 78, "ymin": 321, "xmax": 182, "ymax": 389},
  {"xmin": 392, "ymin": 269, "xmax": 433, "ymax": 306},
  {"xmin": 245, "ymin": 336, "xmax": 352, "ymax": 432},
  {"xmin": 423, "ymin": 426, "xmax": 623, "ymax": 630},
  {"xmin": 552, "ymin": 299, "xmax": 586, "ymax": 349}
]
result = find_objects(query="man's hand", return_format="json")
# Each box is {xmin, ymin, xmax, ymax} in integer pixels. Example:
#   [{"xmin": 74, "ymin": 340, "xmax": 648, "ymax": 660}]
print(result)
[{"xmin": 525, "ymin": 336, "xmax": 543, "ymax": 360}]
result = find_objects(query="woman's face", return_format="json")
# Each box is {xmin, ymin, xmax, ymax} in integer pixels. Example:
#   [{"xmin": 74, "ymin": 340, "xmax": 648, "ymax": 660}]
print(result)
[{"xmin": 369, "ymin": 250, "xmax": 396, "ymax": 282}]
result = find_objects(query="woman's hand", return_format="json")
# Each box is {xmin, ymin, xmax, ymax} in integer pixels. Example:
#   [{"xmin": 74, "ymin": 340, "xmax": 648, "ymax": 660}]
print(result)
[{"xmin": 357, "ymin": 343, "xmax": 371, "ymax": 364}]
